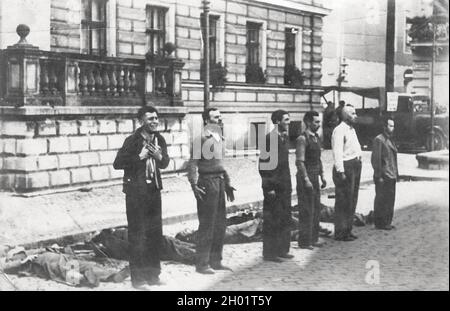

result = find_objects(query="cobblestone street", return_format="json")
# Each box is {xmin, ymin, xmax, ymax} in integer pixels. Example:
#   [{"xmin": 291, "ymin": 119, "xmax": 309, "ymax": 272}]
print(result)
[{"xmin": 1, "ymin": 180, "xmax": 448, "ymax": 291}]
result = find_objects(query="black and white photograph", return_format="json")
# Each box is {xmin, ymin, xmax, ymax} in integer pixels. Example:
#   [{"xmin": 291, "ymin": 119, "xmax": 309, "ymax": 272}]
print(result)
[{"xmin": 0, "ymin": 0, "xmax": 448, "ymax": 294}]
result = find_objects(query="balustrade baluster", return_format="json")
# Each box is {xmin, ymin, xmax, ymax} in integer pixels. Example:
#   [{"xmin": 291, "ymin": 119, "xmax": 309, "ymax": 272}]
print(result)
[
  {"xmin": 94, "ymin": 66, "xmax": 103, "ymax": 94},
  {"xmin": 79, "ymin": 64, "xmax": 88, "ymax": 95},
  {"xmin": 117, "ymin": 66, "xmax": 124, "ymax": 96},
  {"xmin": 109, "ymin": 66, "xmax": 117, "ymax": 96},
  {"xmin": 123, "ymin": 66, "xmax": 130, "ymax": 94},
  {"xmin": 130, "ymin": 69, "xmax": 137, "ymax": 96},
  {"xmin": 87, "ymin": 65, "xmax": 96, "ymax": 95},
  {"xmin": 102, "ymin": 66, "xmax": 110, "ymax": 96}
]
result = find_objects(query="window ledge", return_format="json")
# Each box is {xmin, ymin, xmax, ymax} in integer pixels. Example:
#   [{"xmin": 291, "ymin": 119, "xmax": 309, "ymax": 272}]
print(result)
[{"xmin": 183, "ymin": 80, "xmax": 323, "ymax": 92}]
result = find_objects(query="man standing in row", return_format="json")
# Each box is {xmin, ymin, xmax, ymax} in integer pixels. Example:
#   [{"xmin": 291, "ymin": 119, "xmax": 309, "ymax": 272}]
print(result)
[
  {"xmin": 323, "ymin": 101, "xmax": 339, "ymax": 149},
  {"xmin": 331, "ymin": 105, "xmax": 362, "ymax": 241},
  {"xmin": 296, "ymin": 111, "xmax": 327, "ymax": 250},
  {"xmin": 113, "ymin": 106, "xmax": 170, "ymax": 290},
  {"xmin": 371, "ymin": 116, "xmax": 398, "ymax": 230},
  {"xmin": 258, "ymin": 110, "xmax": 294, "ymax": 262},
  {"xmin": 187, "ymin": 108, "xmax": 236, "ymax": 274}
]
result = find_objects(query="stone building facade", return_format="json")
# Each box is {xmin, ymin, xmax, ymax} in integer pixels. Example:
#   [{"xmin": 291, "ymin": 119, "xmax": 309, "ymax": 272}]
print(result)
[
  {"xmin": 321, "ymin": 0, "xmax": 414, "ymax": 107},
  {"xmin": 0, "ymin": 0, "xmax": 329, "ymax": 192}
]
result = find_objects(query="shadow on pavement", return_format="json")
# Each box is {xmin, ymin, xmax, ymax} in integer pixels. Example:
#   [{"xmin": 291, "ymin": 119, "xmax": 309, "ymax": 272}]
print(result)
[{"xmin": 206, "ymin": 182, "xmax": 449, "ymax": 291}]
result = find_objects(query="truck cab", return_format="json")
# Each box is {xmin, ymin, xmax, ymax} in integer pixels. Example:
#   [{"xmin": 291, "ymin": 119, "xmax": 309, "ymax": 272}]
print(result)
[
  {"xmin": 392, "ymin": 94, "xmax": 448, "ymax": 151},
  {"xmin": 320, "ymin": 86, "xmax": 448, "ymax": 152}
]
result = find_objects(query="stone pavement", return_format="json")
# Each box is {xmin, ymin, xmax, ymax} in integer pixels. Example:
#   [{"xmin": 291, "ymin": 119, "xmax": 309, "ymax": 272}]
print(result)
[
  {"xmin": 1, "ymin": 180, "xmax": 448, "ymax": 291},
  {"xmin": 1, "ymin": 150, "xmax": 446, "ymax": 247}
]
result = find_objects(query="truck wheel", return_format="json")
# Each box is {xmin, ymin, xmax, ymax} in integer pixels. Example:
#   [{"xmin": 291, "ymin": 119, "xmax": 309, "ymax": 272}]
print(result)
[{"xmin": 426, "ymin": 131, "xmax": 447, "ymax": 151}]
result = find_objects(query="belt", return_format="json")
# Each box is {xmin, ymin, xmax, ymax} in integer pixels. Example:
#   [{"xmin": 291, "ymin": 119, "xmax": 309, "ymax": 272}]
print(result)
[
  {"xmin": 345, "ymin": 156, "xmax": 361, "ymax": 162},
  {"xmin": 198, "ymin": 171, "xmax": 225, "ymax": 177}
]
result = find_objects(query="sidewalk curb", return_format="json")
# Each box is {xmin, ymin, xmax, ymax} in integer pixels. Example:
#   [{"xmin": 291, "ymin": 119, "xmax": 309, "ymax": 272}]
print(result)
[{"xmin": 11, "ymin": 174, "xmax": 447, "ymax": 251}]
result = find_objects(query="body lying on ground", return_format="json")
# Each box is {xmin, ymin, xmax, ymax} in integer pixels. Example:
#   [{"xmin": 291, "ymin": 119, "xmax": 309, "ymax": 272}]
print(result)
[
  {"xmin": 90, "ymin": 207, "xmax": 373, "ymax": 265},
  {"xmin": 0, "ymin": 247, "xmax": 129, "ymax": 288},
  {"xmin": 90, "ymin": 228, "xmax": 197, "ymax": 265},
  {"xmin": 1, "ymin": 206, "xmax": 373, "ymax": 285}
]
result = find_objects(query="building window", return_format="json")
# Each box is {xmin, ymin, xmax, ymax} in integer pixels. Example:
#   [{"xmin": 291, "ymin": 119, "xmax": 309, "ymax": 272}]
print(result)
[
  {"xmin": 247, "ymin": 22, "xmax": 261, "ymax": 66},
  {"xmin": 249, "ymin": 122, "xmax": 266, "ymax": 149},
  {"xmin": 81, "ymin": 0, "xmax": 107, "ymax": 56},
  {"xmin": 285, "ymin": 28, "xmax": 296, "ymax": 67},
  {"xmin": 146, "ymin": 6, "xmax": 167, "ymax": 55},
  {"xmin": 246, "ymin": 22, "xmax": 266, "ymax": 84},
  {"xmin": 284, "ymin": 27, "xmax": 304, "ymax": 87},
  {"xmin": 201, "ymin": 14, "xmax": 220, "ymax": 65}
]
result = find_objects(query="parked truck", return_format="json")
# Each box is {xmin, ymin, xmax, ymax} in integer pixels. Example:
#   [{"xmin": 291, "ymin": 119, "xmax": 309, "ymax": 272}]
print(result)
[{"xmin": 321, "ymin": 86, "xmax": 449, "ymax": 152}]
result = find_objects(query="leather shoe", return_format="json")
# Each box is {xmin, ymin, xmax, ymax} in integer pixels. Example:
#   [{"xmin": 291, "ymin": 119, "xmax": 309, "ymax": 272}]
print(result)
[
  {"xmin": 196, "ymin": 267, "xmax": 215, "ymax": 274},
  {"xmin": 319, "ymin": 227, "xmax": 332, "ymax": 237},
  {"xmin": 211, "ymin": 264, "xmax": 233, "ymax": 271},
  {"xmin": 349, "ymin": 233, "xmax": 358, "ymax": 239},
  {"xmin": 335, "ymin": 236, "xmax": 354, "ymax": 242},
  {"xmin": 278, "ymin": 253, "xmax": 294, "ymax": 259},
  {"xmin": 376, "ymin": 225, "xmax": 395, "ymax": 230},
  {"xmin": 263, "ymin": 257, "xmax": 283, "ymax": 263},
  {"xmin": 133, "ymin": 282, "xmax": 152, "ymax": 291},
  {"xmin": 298, "ymin": 245, "xmax": 314, "ymax": 250},
  {"xmin": 147, "ymin": 278, "xmax": 165, "ymax": 286}
]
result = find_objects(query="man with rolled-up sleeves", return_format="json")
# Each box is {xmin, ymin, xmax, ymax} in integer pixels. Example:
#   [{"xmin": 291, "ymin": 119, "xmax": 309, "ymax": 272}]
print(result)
[{"xmin": 331, "ymin": 104, "xmax": 362, "ymax": 241}]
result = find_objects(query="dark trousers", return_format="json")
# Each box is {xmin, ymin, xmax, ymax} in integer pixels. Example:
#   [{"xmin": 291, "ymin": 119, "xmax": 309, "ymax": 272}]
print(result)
[
  {"xmin": 333, "ymin": 158, "xmax": 362, "ymax": 239},
  {"xmin": 195, "ymin": 175, "xmax": 226, "ymax": 269},
  {"xmin": 262, "ymin": 190, "xmax": 292, "ymax": 258},
  {"xmin": 125, "ymin": 187, "xmax": 162, "ymax": 285},
  {"xmin": 374, "ymin": 178, "xmax": 396, "ymax": 228},
  {"xmin": 297, "ymin": 173, "xmax": 321, "ymax": 247}
]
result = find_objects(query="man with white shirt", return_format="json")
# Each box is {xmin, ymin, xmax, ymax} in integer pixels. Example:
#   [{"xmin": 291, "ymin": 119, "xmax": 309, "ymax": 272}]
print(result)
[{"xmin": 331, "ymin": 105, "xmax": 362, "ymax": 241}]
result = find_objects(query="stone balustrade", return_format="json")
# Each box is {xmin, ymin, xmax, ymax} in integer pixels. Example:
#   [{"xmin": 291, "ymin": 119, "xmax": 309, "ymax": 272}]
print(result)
[
  {"xmin": 0, "ymin": 25, "xmax": 184, "ymax": 108},
  {"xmin": 0, "ymin": 25, "xmax": 187, "ymax": 193}
]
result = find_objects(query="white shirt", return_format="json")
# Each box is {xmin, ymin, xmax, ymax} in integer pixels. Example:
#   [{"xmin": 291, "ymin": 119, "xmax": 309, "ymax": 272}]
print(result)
[{"xmin": 331, "ymin": 122, "xmax": 362, "ymax": 173}]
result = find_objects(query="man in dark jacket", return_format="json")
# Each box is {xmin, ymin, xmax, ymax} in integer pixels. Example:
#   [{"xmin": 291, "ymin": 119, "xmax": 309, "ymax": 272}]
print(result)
[
  {"xmin": 371, "ymin": 116, "xmax": 398, "ymax": 230},
  {"xmin": 113, "ymin": 106, "xmax": 170, "ymax": 290},
  {"xmin": 258, "ymin": 109, "xmax": 294, "ymax": 262}
]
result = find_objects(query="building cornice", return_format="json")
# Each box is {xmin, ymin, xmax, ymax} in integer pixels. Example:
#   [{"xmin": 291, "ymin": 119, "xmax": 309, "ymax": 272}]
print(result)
[
  {"xmin": 0, "ymin": 106, "xmax": 188, "ymax": 117},
  {"xmin": 249, "ymin": 0, "xmax": 331, "ymax": 16}
]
